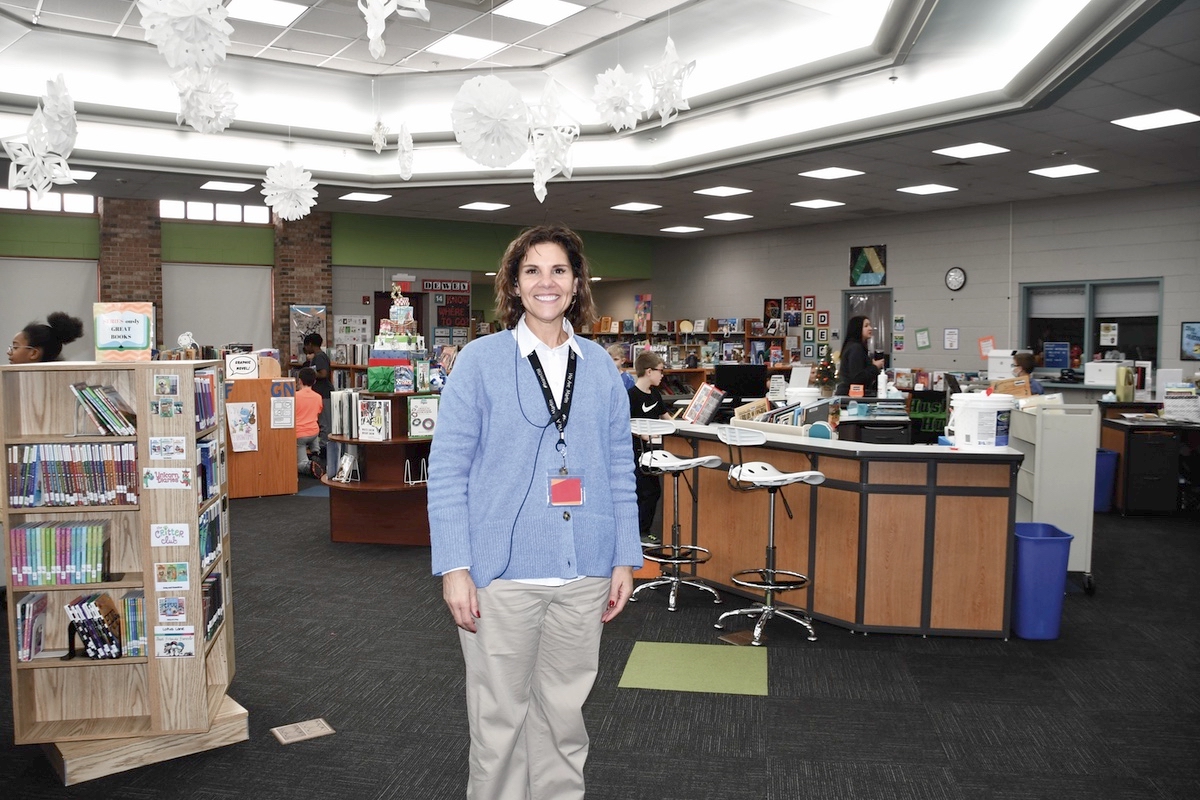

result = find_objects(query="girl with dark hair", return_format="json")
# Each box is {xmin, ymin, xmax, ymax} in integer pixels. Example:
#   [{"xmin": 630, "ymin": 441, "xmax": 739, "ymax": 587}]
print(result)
[
  {"xmin": 8, "ymin": 312, "xmax": 84, "ymax": 364},
  {"xmin": 835, "ymin": 315, "xmax": 885, "ymax": 396}
]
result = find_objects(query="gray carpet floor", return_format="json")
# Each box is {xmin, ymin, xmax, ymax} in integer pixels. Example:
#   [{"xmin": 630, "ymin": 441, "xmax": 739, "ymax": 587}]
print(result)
[{"xmin": 3, "ymin": 477, "xmax": 1198, "ymax": 799}]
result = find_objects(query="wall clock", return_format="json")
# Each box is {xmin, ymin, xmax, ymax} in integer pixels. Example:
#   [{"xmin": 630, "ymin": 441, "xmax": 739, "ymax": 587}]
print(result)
[{"xmin": 945, "ymin": 267, "xmax": 967, "ymax": 291}]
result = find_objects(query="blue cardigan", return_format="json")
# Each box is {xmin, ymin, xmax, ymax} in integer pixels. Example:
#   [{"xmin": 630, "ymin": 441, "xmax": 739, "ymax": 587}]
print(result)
[{"xmin": 427, "ymin": 329, "xmax": 643, "ymax": 587}]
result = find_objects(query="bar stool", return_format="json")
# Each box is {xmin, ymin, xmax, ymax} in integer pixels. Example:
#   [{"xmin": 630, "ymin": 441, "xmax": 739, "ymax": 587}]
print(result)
[
  {"xmin": 629, "ymin": 418, "xmax": 724, "ymax": 611},
  {"xmin": 713, "ymin": 425, "xmax": 824, "ymax": 645}
]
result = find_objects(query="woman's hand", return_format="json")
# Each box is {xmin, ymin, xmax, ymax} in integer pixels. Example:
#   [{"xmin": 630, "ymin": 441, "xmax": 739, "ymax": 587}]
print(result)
[
  {"xmin": 443, "ymin": 570, "xmax": 479, "ymax": 633},
  {"xmin": 602, "ymin": 566, "xmax": 634, "ymax": 623},
  {"xmin": 872, "ymin": 357, "xmax": 886, "ymax": 369}
]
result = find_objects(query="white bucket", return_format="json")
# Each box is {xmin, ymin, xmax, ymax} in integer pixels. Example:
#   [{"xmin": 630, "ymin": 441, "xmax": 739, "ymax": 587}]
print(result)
[
  {"xmin": 786, "ymin": 387, "xmax": 821, "ymax": 406},
  {"xmin": 944, "ymin": 392, "xmax": 975, "ymax": 439},
  {"xmin": 953, "ymin": 393, "xmax": 1015, "ymax": 447}
]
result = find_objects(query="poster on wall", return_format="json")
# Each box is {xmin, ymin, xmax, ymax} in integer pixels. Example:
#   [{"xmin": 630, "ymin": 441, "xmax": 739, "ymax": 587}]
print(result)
[
  {"xmin": 849, "ymin": 245, "xmax": 887, "ymax": 286},
  {"xmin": 289, "ymin": 305, "xmax": 326, "ymax": 362},
  {"xmin": 437, "ymin": 295, "xmax": 471, "ymax": 329},
  {"xmin": 1181, "ymin": 322, "xmax": 1200, "ymax": 361}
]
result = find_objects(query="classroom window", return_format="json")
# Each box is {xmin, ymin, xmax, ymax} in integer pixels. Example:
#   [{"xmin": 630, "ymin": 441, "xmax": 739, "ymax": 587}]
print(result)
[
  {"xmin": 1022, "ymin": 280, "xmax": 1160, "ymax": 365},
  {"xmin": 0, "ymin": 189, "xmax": 95, "ymax": 213},
  {"xmin": 160, "ymin": 199, "xmax": 272, "ymax": 224}
]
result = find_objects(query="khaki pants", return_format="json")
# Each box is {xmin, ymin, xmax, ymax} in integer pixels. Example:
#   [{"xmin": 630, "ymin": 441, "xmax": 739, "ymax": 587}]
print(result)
[{"xmin": 459, "ymin": 577, "xmax": 610, "ymax": 800}]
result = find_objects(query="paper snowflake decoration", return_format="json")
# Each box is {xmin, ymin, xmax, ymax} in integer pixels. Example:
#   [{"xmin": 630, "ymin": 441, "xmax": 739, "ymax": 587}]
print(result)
[
  {"xmin": 646, "ymin": 37, "xmax": 695, "ymax": 127},
  {"xmin": 371, "ymin": 120, "xmax": 389, "ymax": 154},
  {"xmin": 451, "ymin": 75, "xmax": 530, "ymax": 169},
  {"xmin": 137, "ymin": 0, "xmax": 232, "ymax": 72},
  {"xmin": 39, "ymin": 74, "xmax": 77, "ymax": 158},
  {"xmin": 528, "ymin": 80, "xmax": 578, "ymax": 203},
  {"xmin": 173, "ymin": 68, "xmax": 237, "ymax": 134},
  {"xmin": 398, "ymin": 122, "xmax": 414, "ymax": 181},
  {"xmin": 261, "ymin": 161, "xmax": 318, "ymax": 221},
  {"xmin": 593, "ymin": 65, "xmax": 646, "ymax": 133},
  {"xmin": 358, "ymin": 0, "xmax": 396, "ymax": 60},
  {"xmin": 396, "ymin": 0, "xmax": 430, "ymax": 21},
  {"xmin": 3, "ymin": 111, "xmax": 74, "ymax": 199}
]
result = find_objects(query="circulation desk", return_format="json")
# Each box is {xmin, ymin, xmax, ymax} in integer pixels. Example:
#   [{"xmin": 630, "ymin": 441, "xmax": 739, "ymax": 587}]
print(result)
[{"xmin": 663, "ymin": 422, "xmax": 1024, "ymax": 638}]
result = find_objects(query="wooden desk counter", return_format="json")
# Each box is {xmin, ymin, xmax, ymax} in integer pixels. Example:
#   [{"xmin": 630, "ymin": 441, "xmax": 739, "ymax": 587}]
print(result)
[{"xmin": 664, "ymin": 422, "xmax": 1023, "ymax": 638}]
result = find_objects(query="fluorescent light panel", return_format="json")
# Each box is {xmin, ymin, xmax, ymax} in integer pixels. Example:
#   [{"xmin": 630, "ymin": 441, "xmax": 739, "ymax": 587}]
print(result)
[
  {"xmin": 69, "ymin": 169, "xmax": 96, "ymax": 180},
  {"xmin": 427, "ymin": 34, "xmax": 507, "ymax": 60},
  {"xmin": 494, "ymin": 0, "xmax": 585, "ymax": 26},
  {"xmin": 1029, "ymin": 164, "xmax": 1098, "ymax": 178},
  {"xmin": 611, "ymin": 202, "xmax": 662, "ymax": 212},
  {"xmin": 799, "ymin": 167, "xmax": 863, "ymax": 180},
  {"xmin": 897, "ymin": 183, "xmax": 957, "ymax": 195},
  {"xmin": 792, "ymin": 199, "xmax": 845, "ymax": 209},
  {"xmin": 933, "ymin": 142, "xmax": 1010, "ymax": 158},
  {"xmin": 339, "ymin": 192, "xmax": 391, "ymax": 202},
  {"xmin": 704, "ymin": 212, "xmax": 753, "ymax": 221},
  {"xmin": 460, "ymin": 202, "xmax": 509, "ymax": 211},
  {"xmin": 201, "ymin": 180, "xmax": 255, "ymax": 192},
  {"xmin": 1111, "ymin": 109, "xmax": 1200, "ymax": 130},
  {"xmin": 661, "ymin": 226, "xmax": 704, "ymax": 233},
  {"xmin": 225, "ymin": 0, "xmax": 306, "ymax": 27},
  {"xmin": 694, "ymin": 186, "xmax": 751, "ymax": 197}
]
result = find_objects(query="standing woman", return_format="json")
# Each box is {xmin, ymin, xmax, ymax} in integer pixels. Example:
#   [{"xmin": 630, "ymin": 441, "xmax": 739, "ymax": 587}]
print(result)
[
  {"xmin": 8, "ymin": 312, "xmax": 84, "ymax": 364},
  {"xmin": 835, "ymin": 315, "xmax": 886, "ymax": 396},
  {"xmin": 428, "ymin": 225, "xmax": 642, "ymax": 800}
]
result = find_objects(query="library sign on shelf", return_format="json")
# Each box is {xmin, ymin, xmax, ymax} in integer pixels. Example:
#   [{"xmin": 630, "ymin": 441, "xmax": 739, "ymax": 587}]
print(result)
[{"xmin": 94, "ymin": 302, "xmax": 154, "ymax": 361}]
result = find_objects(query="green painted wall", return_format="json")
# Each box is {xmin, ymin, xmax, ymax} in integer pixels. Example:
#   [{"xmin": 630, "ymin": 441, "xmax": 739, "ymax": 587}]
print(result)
[
  {"xmin": 161, "ymin": 221, "xmax": 275, "ymax": 265},
  {"xmin": 331, "ymin": 213, "xmax": 654, "ymax": 279},
  {"xmin": 0, "ymin": 212, "xmax": 100, "ymax": 259}
]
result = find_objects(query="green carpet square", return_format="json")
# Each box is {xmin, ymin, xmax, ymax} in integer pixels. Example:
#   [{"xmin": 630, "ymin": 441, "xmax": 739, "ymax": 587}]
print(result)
[{"xmin": 618, "ymin": 641, "xmax": 768, "ymax": 696}]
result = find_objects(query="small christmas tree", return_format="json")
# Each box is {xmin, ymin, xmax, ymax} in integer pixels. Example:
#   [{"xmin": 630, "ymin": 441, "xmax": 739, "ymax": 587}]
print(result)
[{"xmin": 813, "ymin": 346, "xmax": 836, "ymax": 388}]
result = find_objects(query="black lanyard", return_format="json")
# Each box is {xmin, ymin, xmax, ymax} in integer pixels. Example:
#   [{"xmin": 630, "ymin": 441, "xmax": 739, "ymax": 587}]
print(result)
[{"xmin": 528, "ymin": 349, "xmax": 577, "ymax": 461}]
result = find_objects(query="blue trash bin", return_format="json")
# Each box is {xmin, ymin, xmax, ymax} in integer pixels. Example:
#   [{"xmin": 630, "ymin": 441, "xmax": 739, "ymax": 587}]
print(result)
[
  {"xmin": 1094, "ymin": 448, "xmax": 1117, "ymax": 512},
  {"xmin": 1012, "ymin": 523, "xmax": 1075, "ymax": 640}
]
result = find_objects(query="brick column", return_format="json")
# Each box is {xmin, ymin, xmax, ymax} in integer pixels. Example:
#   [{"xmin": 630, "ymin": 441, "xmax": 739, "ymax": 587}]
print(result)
[
  {"xmin": 273, "ymin": 211, "xmax": 333, "ymax": 364},
  {"xmin": 97, "ymin": 197, "xmax": 163, "ymax": 345}
]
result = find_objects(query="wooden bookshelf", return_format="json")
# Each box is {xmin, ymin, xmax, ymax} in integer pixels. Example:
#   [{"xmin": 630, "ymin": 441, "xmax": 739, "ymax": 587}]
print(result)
[
  {"xmin": 226, "ymin": 378, "xmax": 298, "ymax": 499},
  {"xmin": 325, "ymin": 392, "xmax": 434, "ymax": 546},
  {"xmin": 1, "ymin": 361, "xmax": 247, "ymax": 784}
]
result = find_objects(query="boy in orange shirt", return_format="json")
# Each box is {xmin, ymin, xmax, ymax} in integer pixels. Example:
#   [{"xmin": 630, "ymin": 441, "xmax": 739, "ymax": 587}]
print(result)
[{"xmin": 295, "ymin": 367, "xmax": 324, "ymax": 478}]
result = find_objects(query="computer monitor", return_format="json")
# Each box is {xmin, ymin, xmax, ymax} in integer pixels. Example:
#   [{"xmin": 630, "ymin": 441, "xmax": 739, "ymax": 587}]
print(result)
[{"xmin": 712, "ymin": 364, "xmax": 768, "ymax": 401}]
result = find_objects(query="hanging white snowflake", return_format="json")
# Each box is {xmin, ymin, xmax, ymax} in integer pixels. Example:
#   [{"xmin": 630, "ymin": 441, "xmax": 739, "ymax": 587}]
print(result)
[
  {"xmin": 528, "ymin": 80, "xmax": 578, "ymax": 203},
  {"xmin": 39, "ymin": 74, "xmax": 77, "ymax": 158},
  {"xmin": 358, "ymin": 0, "xmax": 397, "ymax": 60},
  {"xmin": 3, "ymin": 112, "xmax": 74, "ymax": 200},
  {"xmin": 395, "ymin": 0, "xmax": 429, "ymax": 21},
  {"xmin": 172, "ymin": 68, "xmax": 237, "ymax": 134},
  {"xmin": 261, "ymin": 161, "xmax": 318, "ymax": 221},
  {"xmin": 646, "ymin": 37, "xmax": 695, "ymax": 127},
  {"xmin": 398, "ymin": 122, "xmax": 414, "ymax": 181},
  {"xmin": 137, "ymin": 0, "xmax": 232, "ymax": 72},
  {"xmin": 592, "ymin": 65, "xmax": 645, "ymax": 133},
  {"xmin": 371, "ymin": 120, "xmax": 389, "ymax": 154},
  {"xmin": 451, "ymin": 75, "xmax": 530, "ymax": 169}
]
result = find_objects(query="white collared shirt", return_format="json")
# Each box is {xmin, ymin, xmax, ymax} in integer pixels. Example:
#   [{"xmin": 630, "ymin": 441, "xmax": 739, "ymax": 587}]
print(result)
[{"xmin": 512, "ymin": 315, "xmax": 584, "ymax": 408}]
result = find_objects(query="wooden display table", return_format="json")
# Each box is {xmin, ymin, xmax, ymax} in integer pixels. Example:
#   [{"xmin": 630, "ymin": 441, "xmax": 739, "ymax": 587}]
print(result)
[{"xmin": 664, "ymin": 421, "xmax": 1024, "ymax": 637}]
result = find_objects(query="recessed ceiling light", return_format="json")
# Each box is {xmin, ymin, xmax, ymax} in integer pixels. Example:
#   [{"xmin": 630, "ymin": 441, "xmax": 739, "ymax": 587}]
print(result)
[
  {"xmin": 799, "ymin": 167, "xmax": 864, "ymax": 180},
  {"xmin": 933, "ymin": 142, "xmax": 1010, "ymax": 158},
  {"xmin": 1028, "ymin": 164, "xmax": 1098, "ymax": 178},
  {"xmin": 660, "ymin": 226, "xmax": 704, "ymax": 234},
  {"xmin": 225, "ymin": 0, "xmax": 306, "ymax": 27},
  {"xmin": 485, "ymin": 271, "xmax": 497, "ymax": 276},
  {"xmin": 791, "ymin": 199, "xmax": 845, "ymax": 209},
  {"xmin": 494, "ymin": 0, "xmax": 585, "ymax": 26},
  {"xmin": 427, "ymin": 34, "xmax": 506, "ymax": 60},
  {"xmin": 1111, "ymin": 109, "xmax": 1200, "ymax": 130},
  {"xmin": 704, "ymin": 212, "xmax": 753, "ymax": 221},
  {"xmin": 590, "ymin": 276, "xmax": 602, "ymax": 281},
  {"xmin": 201, "ymin": 180, "xmax": 254, "ymax": 192},
  {"xmin": 460, "ymin": 202, "xmax": 509, "ymax": 211},
  {"xmin": 897, "ymin": 184, "xmax": 958, "ymax": 195},
  {"xmin": 69, "ymin": 169, "xmax": 96, "ymax": 180},
  {"xmin": 694, "ymin": 186, "xmax": 751, "ymax": 197},
  {"xmin": 339, "ymin": 192, "xmax": 391, "ymax": 202},
  {"xmin": 611, "ymin": 202, "xmax": 662, "ymax": 212}
]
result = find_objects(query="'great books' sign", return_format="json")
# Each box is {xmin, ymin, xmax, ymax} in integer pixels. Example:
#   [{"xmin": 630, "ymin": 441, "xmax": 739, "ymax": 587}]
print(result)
[{"xmin": 94, "ymin": 302, "xmax": 155, "ymax": 361}]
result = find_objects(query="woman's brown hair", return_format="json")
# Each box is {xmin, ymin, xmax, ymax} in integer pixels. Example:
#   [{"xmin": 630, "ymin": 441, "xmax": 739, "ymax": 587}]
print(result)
[{"xmin": 493, "ymin": 225, "xmax": 597, "ymax": 330}]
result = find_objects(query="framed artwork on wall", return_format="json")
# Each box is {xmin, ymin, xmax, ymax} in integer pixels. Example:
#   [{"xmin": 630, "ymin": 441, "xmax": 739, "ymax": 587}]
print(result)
[
  {"xmin": 817, "ymin": 310, "xmax": 829, "ymax": 326},
  {"xmin": 803, "ymin": 295, "xmax": 816, "ymax": 311},
  {"xmin": 763, "ymin": 298, "xmax": 782, "ymax": 322},
  {"xmin": 817, "ymin": 327, "xmax": 829, "ymax": 342},
  {"xmin": 1182, "ymin": 321, "xmax": 1200, "ymax": 360},
  {"xmin": 803, "ymin": 327, "xmax": 815, "ymax": 342},
  {"xmin": 849, "ymin": 245, "xmax": 887, "ymax": 286},
  {"xmin": 802, "ymin": 343, "xmax": 816, "ymax": 359},
  {"xmin": 803, "ymin": 311, "xmax": 816, "ymax": 327}
]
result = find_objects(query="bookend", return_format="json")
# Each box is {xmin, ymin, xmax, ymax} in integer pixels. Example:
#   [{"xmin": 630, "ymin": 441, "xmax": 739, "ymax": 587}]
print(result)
[{"xmin": 67, "ymin": 400, "xmax": 101, "ymax": 438}]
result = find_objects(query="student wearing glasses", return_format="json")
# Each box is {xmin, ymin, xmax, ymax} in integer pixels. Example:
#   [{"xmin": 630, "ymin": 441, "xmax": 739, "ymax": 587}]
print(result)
[
  {"xmin": 8, "ymin": 312, "xmax": 84, "ymax": 364},
  {"xmin": 628, "ymin": 350, "xmax": 673, "ymax": 545}
]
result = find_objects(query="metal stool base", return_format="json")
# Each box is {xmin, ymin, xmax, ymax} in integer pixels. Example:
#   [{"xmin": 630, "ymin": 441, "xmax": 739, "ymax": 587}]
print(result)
[
  {"xmin": 631, "ymin": 545, "xmax": 721, "ymax": 612},
  {"xmin": 714, "ymin": 602, "xmax": 817, "ymax": 645}
]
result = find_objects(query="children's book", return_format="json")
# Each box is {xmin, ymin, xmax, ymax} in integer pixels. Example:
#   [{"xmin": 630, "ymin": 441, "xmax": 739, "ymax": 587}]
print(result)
[
  {"xmin": 408, "ymin": 395, "xmax": 439, "ymax": 438},
  {"xmin": 357, "ymin": 399, "xmax": 391, "ymax": 441}
]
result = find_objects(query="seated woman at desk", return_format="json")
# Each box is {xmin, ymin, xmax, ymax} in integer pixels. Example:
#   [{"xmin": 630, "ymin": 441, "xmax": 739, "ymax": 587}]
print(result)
[
  {"xmin": 1013, "ymin": 353, "xmax": 1045, "ymax": 395},
  {"xmin": 835, "ymin": 315, "xmax": 885, "ymax": 397}
]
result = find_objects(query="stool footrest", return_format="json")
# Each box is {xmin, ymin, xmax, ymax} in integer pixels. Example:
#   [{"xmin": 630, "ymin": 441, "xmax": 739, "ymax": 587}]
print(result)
[
  {"xmin": 642, "ymin": 544, "xmax": 712, "ymax": 566},
  {"xmin": 731, "ymin": 568, "xmax": 809, "ymax": 592}
]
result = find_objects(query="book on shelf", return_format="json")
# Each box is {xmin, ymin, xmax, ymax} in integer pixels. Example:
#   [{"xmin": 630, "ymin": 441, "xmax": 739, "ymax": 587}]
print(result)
[
  {"xmin": 7, "ymin": 443, "xmax": 136, "ymax": 509},
  {"xmin": 65, "ymin": 592, "xmax": 122, "ymax": 659},
  {"xmin": 680, "ymin": 383, "xmax": 727, "ymax": 425},
  {"xmin": 68, "ymin": 382, "xmax": 136, "ymax": 435},
  {"xmin": 750, "ymin": 340, "xmax": 766, "ymax": 365},
  {"xmin": 15, "ymin": 592, "xmax": 48, "ymax": 662},
  {"xmin": 357, "ymin": 398, "xmax": 391, "ymax": 441},
  {"xmin": 734, "ymin": 398, "xmax": 771, "ymax": 421},
  {"xmin": 329, "ymin": 390, "xmax": 362, "ymax": 438},
  {"xmin": 8, "ymin": 519, "xmax": 111, "ymax": 587},
  {"xmin": 408, "ymin": 395, "xmax": 439, "ymax": 438},
  {"xmin": 769, "ymin": 344, "xmax": 784, "ymax": 366},
  {"xmin": 202, "ymin": 572, "xmax": 225, "ymax": 641},
  {"xmin": 194, "ymin": 371, "xmax": 219, "ymax": 430},
  {"xmin": 122, "ymin": 590, "xmax": 147, "ymax": 657},
  {"xmin": 393, "ymin": 365, "xmax": 415, "ymax": 393}
]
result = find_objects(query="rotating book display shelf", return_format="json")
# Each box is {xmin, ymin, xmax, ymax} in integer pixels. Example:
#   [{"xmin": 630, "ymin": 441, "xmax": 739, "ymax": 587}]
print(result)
[
  {"xmin": 1, "ymin": 360, "xmax": 246, "ymax": 786},
  {"xmin": 323, "ymin": 391, "xmax": 436, "ymax": 546}
]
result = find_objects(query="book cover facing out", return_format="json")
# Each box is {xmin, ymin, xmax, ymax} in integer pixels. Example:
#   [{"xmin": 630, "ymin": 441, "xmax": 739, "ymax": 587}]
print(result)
[{"xmin": 94, "ymin": 302, "xmax": 155, "ymax": 361}]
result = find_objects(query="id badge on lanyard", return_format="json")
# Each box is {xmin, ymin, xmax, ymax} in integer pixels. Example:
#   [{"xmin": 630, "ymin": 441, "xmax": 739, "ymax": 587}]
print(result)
[{"xmin": 529, "ymin": 349, "xmax": 586, "ymax": 508}]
